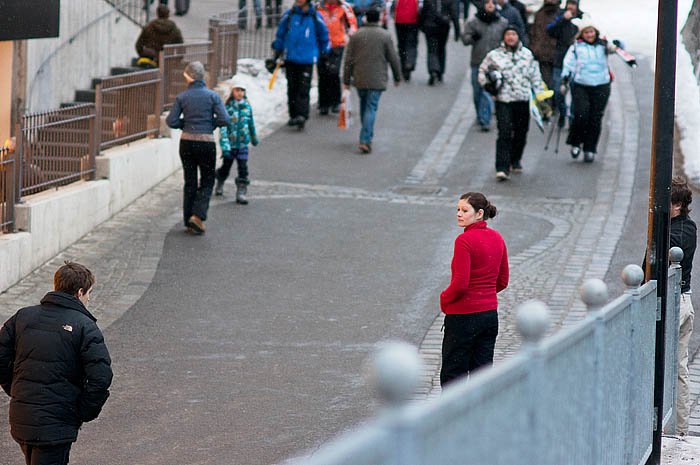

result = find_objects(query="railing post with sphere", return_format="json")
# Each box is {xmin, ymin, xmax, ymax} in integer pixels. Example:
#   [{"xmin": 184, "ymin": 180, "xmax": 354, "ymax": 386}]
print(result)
[
  {"xmin": 516, "ymin": 300, "xmax": 550, "ymax": 465},
  {"xmin": 581, "ymin": 279, "xmax": 609, "ymax": 465},
  {"xmin": 368, "ymin": 342, "xmax": 423, "ymax": 465},
  {"xmin": 621, "ymin": 264, "xmax": 644, "ymax": 465}
]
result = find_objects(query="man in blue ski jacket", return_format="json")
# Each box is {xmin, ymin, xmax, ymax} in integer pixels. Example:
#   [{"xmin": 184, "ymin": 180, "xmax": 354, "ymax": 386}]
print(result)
[{"xmin": 273, "ymin": 0, "xmax": 331, "ymax": 129}]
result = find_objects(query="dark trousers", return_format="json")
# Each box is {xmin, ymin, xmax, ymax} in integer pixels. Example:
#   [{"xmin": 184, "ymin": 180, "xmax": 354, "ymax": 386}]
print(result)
[
  {"xmin": 317, "ymin": 47, "xmax": 344, "ymax": 109},
  {"xmin": 538, "ymin": 61, "xmax": 553, "ymax": 90},
  {"xmin": 179, "ymin": 140, "xmax": 216, "ymax": 225},
  {"xmin": 20, "ymin": 443, "xmax": 72, "ymax": 465},
  {"xmin": 285, "ymin": 62, "xmax": 313, "ymax": 120},
  {"xmin": 440, "ymin": 310, "xmax": 499, "ymax": 387},
  {"xmin": 217, "ymin": 157, "xmax": 249, "ymax": 182},
  {"xmin": 425, "ymin": 25, "xmax": 450, "ymax": 76},
  {"xmin": 495, "ymin": 100, "xmax": 530, "ymax": 173},
  {"xmin": 566, "ymin": 82, "xmax": 611, "ymax": 153},
  {"xmin": 395, "ymin": 23, "xmax": 419, "ymax": 73}
]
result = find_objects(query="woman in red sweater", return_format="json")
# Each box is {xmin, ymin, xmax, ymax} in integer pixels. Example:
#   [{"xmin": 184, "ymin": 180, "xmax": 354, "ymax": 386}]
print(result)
[{"xmin": 440, "ymin": 192, "xmax": 509, "ymax": 387}]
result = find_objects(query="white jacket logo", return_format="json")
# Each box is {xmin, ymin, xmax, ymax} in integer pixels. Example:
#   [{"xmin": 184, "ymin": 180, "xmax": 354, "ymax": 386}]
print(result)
[{"xmin": 62, "ymin": 325, "xmax": 73, "ymax": 332}]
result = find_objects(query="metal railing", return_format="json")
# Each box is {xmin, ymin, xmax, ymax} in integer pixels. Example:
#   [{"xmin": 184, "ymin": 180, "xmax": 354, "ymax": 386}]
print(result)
[
  {"xmin": 209, "ymin": 19, "xmax": 240, "ymax": 82},
  {"xmin": 103, "ymin": 0, "xmax": 150, "ymax": 27},
  {"xmin": 295, "ymin": 260, "xmax": 684, "ymax": 465},
  {"xmin": 160, "ymin": 42, "xmax": 215, "ymax": 111},
  {"xmin": 18, "ymin": 104, "xmax": 97, "ymax": 198},
  {"xmin": 95, "ymin": 69, "xmax": 162, "ymax": 150},
  {"xmin": 0, "ymin": 147, "xmax": 15, "ymax": 233},
  {"xmin": 212, "ymin": 7, "xmax": 286, "ymax": 60}
]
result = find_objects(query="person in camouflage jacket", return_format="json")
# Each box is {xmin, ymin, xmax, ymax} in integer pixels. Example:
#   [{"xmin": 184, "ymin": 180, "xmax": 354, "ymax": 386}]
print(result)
[
  {"xmin": 478, "ymin": 26, "xmax": 544, "ymax": 181},
  {"xmin": 216, "ymin": 77, "xmax": 259, "ymax": 204}
]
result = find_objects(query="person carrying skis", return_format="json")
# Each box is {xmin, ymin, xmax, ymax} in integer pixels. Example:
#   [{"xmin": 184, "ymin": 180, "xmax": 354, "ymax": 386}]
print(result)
[
  {"xmin": 529, "ymin": 0, "xmax": 560, "ymax": 89},
  {"xmin": 272, "ymin": 0, "xmax": 330, "ymax": 130},
  {"xmin": 317, "ymin": 0, "xmax": 358, "ymax": 115},
  {"xmin": 215, "ymin": 76, "xmax": 259, "ymax": 204},
  {"xmin": 461, "ymin": 0, "xmax": 508, "ymax": 132},
  {"xmin": 560, "ymin": 17, "xmax": 617, "ymax": 163},
  {"xmin": 478, "ymin": 25, "xmax": 544, "ymax": 181},
  {"xmin": 546, "ymin": 0, "xmax": 585, "ymax": 127}
]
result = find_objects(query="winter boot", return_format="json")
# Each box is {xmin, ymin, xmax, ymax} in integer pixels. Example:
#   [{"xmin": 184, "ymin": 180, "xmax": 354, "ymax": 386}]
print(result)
[
  {"xmin": 214, "ymin": 177, "xmax": 224, "ymax": 196},
  {"xmin": 235, "ymin": 177, "xmax": 250, "ymax": 204}
]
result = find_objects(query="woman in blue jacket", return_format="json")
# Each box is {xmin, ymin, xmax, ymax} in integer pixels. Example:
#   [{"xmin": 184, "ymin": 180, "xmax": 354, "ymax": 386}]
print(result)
[
  {"xmin": 273, "ymin": 0, "xmax": 330, "ymax": 129},
  {"xmin": 560, "ymin": 19, "xmax": 617, "ymax": 163}
]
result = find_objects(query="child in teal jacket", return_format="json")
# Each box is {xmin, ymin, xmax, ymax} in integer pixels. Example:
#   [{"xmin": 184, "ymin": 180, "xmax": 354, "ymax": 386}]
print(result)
[{"xmin": 215, "ymin": 77, "xmax": 259, "ymax": 204}]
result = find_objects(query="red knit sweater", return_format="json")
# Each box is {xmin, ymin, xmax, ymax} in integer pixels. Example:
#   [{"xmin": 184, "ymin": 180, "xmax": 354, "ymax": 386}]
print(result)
[{"xmin": 440, "ymin": 221, "xmax": 509, "ymax": 314}]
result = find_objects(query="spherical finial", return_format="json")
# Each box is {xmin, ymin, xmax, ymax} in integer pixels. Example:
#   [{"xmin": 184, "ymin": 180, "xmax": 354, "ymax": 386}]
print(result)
[
  {"xmin": 580, "ymin": 279, "xmax": 608, "ymax": 311},
  {"xmin": 516, "ymin": 300, "xmax": 550, "ymax": 343},
  {"xmin": 368, "ymin": 341, "xmax": 423, "ymax": 406},
  {"xmin": 621, "ymin": 264, "xmax": 644, "ymax": 289},
  {"xmin": 670, "ymin": 246, "xmax": 684, "ymax": 264}
]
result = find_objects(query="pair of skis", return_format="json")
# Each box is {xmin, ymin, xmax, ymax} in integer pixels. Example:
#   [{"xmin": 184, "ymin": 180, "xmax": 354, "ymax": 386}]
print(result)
[{"xmin": 544, "ymin": 46, "xmax": 637, "ymax": 153}]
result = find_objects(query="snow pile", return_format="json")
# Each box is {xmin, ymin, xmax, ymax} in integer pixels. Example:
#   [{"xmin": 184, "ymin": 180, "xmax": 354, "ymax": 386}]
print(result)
[
  {"xmin": 584, "ymin": 0, "xmax": 700, "ymax": 182},
  {"xmin": 215, "ymin": 58, "xmax": 289, "ymax": 138}
]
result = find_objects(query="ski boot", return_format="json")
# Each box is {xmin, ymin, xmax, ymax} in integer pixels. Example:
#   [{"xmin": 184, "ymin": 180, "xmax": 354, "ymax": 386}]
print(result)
[{"xmin": 235, "ymin": 177, "xmax": 250, "ymax": 204}]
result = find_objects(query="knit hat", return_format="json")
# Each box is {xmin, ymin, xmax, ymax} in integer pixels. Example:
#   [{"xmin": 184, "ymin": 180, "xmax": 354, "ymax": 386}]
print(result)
[
  {"xmin": 503, "ymin": 25, "xmax": 520, "ymax": 39},
  {"xmin": 229, "ymin": 74, "xmax": 246, "ymax": 90},
  {"xmin": 184, "ymin": 61, "xmax": 206, "ymax": 81},
  {"xmin": 572, "ymin": 14, "xmax": 598, "ymax": 39}
]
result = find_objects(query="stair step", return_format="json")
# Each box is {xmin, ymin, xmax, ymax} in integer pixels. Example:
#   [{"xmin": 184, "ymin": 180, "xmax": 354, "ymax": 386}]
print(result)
[
  {"xmin": 110, "ymin": 66, "xmax": 141, "ymax": 76},
  {"xmin": 74, "ymin": 90, "xmax": 96, "ymax": 103}
]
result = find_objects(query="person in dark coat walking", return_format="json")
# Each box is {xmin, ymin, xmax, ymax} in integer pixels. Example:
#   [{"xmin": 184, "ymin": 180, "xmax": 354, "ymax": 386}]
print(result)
[
  {"xmin": 135, "ymin": 5, "xmax": 184, "ymax": 67},
  {"xmin": 419, "ymin": 0, "xmax": 460, "ymax": 85},
  {"xmin": 461, "ymin": 0, "xmax": 508, "ymax": 131},
  {"xmin": 529, "ymin": 0, "xmax": 560, "ymax": 88},
  {"xmin": 546, "ymin": 0, "xmax": 584, "ymax": 126},
  {"xmin": 166, "ymin": 61, "xmax": 231, "ymax": 234},
  {"xmin": 343, "ymin": 8, "xmax": 401, "ymax": 153},
  {"xmin": 0, "ymin": 262, "xmax": 113, "ymax": 465}
]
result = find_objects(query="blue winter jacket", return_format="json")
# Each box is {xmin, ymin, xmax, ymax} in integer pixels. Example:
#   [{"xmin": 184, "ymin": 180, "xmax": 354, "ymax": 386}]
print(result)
[
  {"xmin": 219, "ymin": 99, "xmax": 258, "ymax": 151},
  {"xmin": 272, "ymin": 5, "xmax": 330, "ymax": 64},
  {"xmin": 561, "ymin": 39, "xmax": 611, "ymax": 87},
  {"xmin": 166, "ymin": 80, "xmax": 230, "ymax": 134}
]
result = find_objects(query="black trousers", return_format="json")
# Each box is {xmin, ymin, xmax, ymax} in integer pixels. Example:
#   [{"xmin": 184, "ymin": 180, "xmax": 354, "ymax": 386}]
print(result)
[
  {"xmin": 317, "ymin": 47, "xmax": 344, "ymax": 109},
  {"xmin": 217, "ymin": 157, "xmax": 248, "ymax": 182},
  {"xmin": 566, "ymin": 82, "xmax": 611, "ymax": 153},
  {"xmin": 425, "ymin": 25, "xmax": 450, "ymax": 76},
  {"xmin": 441, "ymin": 311, "xmax": 499, "ymax": 387},
  {"xmin": 179, "ymin": 140, "xmax": 216, "ymax": 225},
  {"xmin": 20, "ymin": 442, "xmax": 72, "ymax": 465},
  {"xmin": 395, "ymin": 23, "xmax": 419, "ymax": 73},
  {"xmin": 285, "ymin": 62, "xmax": 313, "ymax": 120},
  {"xmin": 495, "ymin": 100, "xmax": 530, "ymax": 173}
]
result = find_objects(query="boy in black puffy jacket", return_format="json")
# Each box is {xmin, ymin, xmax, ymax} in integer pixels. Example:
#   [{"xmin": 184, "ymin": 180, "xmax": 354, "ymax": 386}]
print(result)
[{"xmin": 0, "ymin": 262, "xmax": 112, "ymax": 465}]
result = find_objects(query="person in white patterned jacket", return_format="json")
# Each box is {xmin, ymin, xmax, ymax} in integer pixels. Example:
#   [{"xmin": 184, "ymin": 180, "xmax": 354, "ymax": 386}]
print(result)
[{"xmin": 478, "ymin": 25, "xmax": 544, "ymax": 181}]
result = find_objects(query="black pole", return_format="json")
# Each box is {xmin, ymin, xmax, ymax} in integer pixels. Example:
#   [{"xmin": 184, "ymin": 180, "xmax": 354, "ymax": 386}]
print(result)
[{"xmin": 645, "ymin": 1, "xmax": 677, "ymax": 464}]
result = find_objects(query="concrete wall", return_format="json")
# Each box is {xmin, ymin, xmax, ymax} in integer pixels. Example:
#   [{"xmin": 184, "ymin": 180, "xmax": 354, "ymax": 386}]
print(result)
[
  {"xmin": 0, "ymin": 132, "xmax": 181, "ymax": 293},
  {"xmin": 25, "ymin": 0, "xmax": 140, "ymax": 111}
]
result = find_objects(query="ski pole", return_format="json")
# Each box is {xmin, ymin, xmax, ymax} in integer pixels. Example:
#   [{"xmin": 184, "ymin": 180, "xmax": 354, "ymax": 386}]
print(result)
[
  {"xmin": 544, "ymin": 120, "xmax": 556, "ymax": 151},
  {"xmin": 554, "ymin": 124, "xmax": 562, "ymax": 154}
]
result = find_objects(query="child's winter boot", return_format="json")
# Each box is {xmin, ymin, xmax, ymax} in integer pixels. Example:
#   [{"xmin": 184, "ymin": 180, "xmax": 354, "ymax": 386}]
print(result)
[{"xmin": 235, "ymin": 177, "xmax": 249, "ymax": 204}]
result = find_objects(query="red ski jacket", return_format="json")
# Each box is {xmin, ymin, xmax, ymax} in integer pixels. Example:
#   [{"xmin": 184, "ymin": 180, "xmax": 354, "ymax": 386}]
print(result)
[{"xmin": 440, "ymin": 221, "xmax": 509, "ymax": 315}]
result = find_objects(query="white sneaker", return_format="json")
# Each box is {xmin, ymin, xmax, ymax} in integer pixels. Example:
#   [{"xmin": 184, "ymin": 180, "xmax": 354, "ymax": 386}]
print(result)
[
  {"xmin": 496, "ymin": 171, "xmax": 510, "ymax": 181},
  {"xmin": 583, "ymin": 151, "xmax": 595, "ymax": 163}
]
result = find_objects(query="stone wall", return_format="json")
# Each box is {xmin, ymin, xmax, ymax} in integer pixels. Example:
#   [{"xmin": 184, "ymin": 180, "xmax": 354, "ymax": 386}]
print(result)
[{"xmin": 681, "ymin": 0, "xmax": 700, "ymax": 73}]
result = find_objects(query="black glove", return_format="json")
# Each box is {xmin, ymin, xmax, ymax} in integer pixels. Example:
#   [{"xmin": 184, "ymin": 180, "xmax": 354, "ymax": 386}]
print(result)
[
  {"xmin": 612, "ymin": 39, "xmax": 623, "ymax": 49},
  {"xmin": 472, "ymin": 31, "xmax": 482, "ymax": 42},
  {"xmin": 319, "ymin": 51, "xmax": 330, "ymax": 61},
  {"xmin": 265, "ymin": 58, "xmax": 277, "ymax": 73}
]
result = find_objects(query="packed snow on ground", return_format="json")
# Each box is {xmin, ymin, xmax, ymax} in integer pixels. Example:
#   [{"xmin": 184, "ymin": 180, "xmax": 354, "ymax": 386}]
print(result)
[
  {"xmin": 583, "ymin": 0, "xmax": 700, "ymax": 183},
  {"xmin": 216, "ymin": 58, "xmax": 319, "ymax": 138}
]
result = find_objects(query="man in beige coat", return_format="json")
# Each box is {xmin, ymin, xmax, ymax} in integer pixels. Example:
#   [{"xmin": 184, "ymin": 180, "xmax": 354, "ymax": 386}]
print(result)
[{"xmin": 343, "ymin": 8, "xmax": 401, "ymax": 154}]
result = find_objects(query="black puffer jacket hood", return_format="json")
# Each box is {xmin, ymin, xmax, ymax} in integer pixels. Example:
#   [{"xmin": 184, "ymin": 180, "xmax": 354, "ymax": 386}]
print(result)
[{"xmin": 0, "ymin": 292, "xmax": 112, "ymax": 446}]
